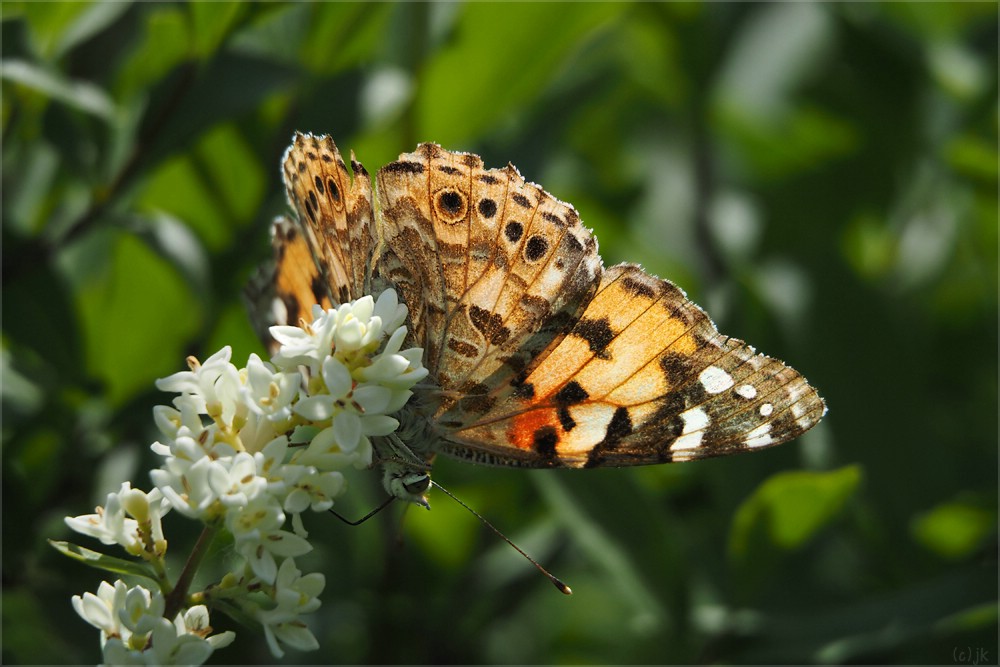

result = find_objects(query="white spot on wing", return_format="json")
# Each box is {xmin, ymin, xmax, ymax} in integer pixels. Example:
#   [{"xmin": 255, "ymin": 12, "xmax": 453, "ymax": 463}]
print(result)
[
  {"xmin": 745, "ymin": 423, "xmax": 773, "ymax": 448},
  {"xmin": 671, "ymin": 407, "xmax": 710, "ymax": 451},
  {"xmin": 736, "ymin": 384, "xmax": 757, "ymax": 399},
  {"xmin": 759, "ymin": 403, "xmax": 774, "ymax": 416},
  {"xmin": 699, "ymin": 366, "xmax": 734, "ymax": 395}
]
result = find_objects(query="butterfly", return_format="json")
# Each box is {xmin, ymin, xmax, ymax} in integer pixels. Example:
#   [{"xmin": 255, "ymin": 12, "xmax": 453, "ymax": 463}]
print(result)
[{"xmin": 252, "ymin": 132, "xmax": 826, "ymax": 512}]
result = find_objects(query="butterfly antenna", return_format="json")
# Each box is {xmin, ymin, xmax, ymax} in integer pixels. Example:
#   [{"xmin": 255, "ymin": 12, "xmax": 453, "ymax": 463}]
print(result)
[
  {"xmin": 430, "ymin": 480, "xmax": 572, "ymax": 595},
  {"xmin": 328, "ymin": 495, "xmax": 396, "ymax": 526}
]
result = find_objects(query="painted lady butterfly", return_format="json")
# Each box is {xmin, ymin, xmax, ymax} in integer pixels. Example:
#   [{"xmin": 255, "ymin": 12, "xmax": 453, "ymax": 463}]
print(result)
[{"xmin": 253, "ymin": 133, "xmax": 826, "ymax": 511}]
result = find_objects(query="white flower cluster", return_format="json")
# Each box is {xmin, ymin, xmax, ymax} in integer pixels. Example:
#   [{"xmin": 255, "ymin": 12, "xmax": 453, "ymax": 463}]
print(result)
[
  {"xmin": 65, "ymin": 289, "xmax": 427, "ymax": 664},
  {"xmin": 73, "ymin": 580, "xmax": 234, "ymax": 665}
]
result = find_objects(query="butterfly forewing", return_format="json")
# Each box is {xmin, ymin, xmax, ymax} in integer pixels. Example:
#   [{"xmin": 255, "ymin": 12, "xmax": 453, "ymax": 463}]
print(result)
[
  {"xmin": 282, "ymin": 132, "xmax": 377, "ymax": 306},
  {"xmin": 375, "ymin": 143, "xmax": 601, "ymax": 401}
]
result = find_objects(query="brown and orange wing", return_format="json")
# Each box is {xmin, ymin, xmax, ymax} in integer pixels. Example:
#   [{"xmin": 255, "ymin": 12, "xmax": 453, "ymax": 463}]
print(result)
[
  {"xmin": 248, "ymin": 133, "xmax": 379, "ymax": 349},
  {"xmin": 436, "ymin": 264, "xmax": 826, "ymax": 468}
]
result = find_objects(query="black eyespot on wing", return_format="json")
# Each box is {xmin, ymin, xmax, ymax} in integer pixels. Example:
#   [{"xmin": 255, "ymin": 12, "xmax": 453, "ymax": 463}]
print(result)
[
  {"xmin": 478, "ymin": 198, "xmax": 497, "ymax": 219},
  {"xmin": 525, "ymin": 235, "xmax": 548, "ymax": 261},
  {"xmin": 439, "ymin": 190, "xmax": 463, "ymax": 215},
  {"xmin": 505, "ymin": 221, "xmax": 523, "ymax": 243}
]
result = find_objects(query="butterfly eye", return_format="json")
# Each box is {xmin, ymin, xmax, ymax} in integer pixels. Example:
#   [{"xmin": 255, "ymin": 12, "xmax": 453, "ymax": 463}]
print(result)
[
  {"xmin": 434, "ymin": 188, "xmax": 467, "ymax": 223},
  {"xmin": 403, "ymin": 473, "xmax": 431, "ymax": 496}
]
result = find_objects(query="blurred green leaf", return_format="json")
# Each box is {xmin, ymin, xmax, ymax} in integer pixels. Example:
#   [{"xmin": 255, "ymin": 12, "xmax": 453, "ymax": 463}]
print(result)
[
  {"xmin": 1, "ymin": 58, "xmax": 115, "ymax": 119},
  {"xmin": 135, "ymin": 53, "xmax": 297, "ymax": 170},
  {"xmin": 417, "ymin": 3, "xmax": 625, "ymax": 144},
  {"xmin": 6, "ymin": 1, "xmax": 92, "ymax": 59},
  {"xmin": 49, "ymin": 1, "xmax": 132, "ymax": 61},
  {"xmin": 730, "ymin": 465, "xmax": 862, "ymax": 558},
  {"xmin": 946, "ymin": 134, "xmax": 999, "ymax": 184},
  {"xmin": 912, "ymin": 499, "xmax": 996, "ymax": 560},
  {"xmin": 114, "ymin": 6, "xmax": 190, "ymax": 99},
  {"xmin": 714, "ymin": 102, "xmax": 859, "ymax": 179},
  {"xmin": 187, "ymin": 1, "xmax": 246, "ymax": 59},
  {"xmin": 72, "ymin": 230, "xmax": 202, "ymax": 405},
  {"xmin": 841, "ymin": 212, "xmax": 896, "ymax": 282},
  {"xmin": 137, "ymin": 124, "xmax": 263, "ymax": 250},
  {"xmin": 536, "ymin": 471, "xmax": 670, "ymax": 634}
]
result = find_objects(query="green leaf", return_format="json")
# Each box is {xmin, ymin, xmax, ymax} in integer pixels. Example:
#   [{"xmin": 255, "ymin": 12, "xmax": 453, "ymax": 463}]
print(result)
[
  {"xmin": 50, "ymin": 1, "xmax": 132, "ymax": 60},
  {"xmin": 49, "ymin": 540, "xmax": 161, "ymax": 584},
  {"xmin": 946, "ymin": 134, "xmax": 999, "ymax": 184},
  {"xmin": 187, "ymin": 1, "xmax": 246, "ymax": 58},
  {"xmin": 730, "ymin": 465, "xmax": 862, "ymax": 558},
  {"xmin": 114, "ymin": 6, "xmax": 190, "ymax": 100},
  {"xmin": 1, "ymin": 59, "xmax": 115, "ymax": 119},
  {"xmin": 911, "ymin": 500, "xmax": 995, "ymax": 560},
  {"xmin": 69, "ymin": 229, "xmax": 202, "ymax": 405},
  {"xmin": 416, "ymin": 3, "xmax": 626, "ymax": 144}
]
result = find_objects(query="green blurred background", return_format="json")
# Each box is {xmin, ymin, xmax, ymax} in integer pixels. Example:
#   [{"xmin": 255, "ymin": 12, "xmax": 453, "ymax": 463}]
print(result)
[{"xmin": 3, "ymin": 2, "xmax": 997, "ymax": 664}]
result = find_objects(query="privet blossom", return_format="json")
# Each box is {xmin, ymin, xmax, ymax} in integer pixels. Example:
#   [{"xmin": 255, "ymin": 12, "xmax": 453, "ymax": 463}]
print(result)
[{"xmin": 62, "ymin": 290, "xmax": 427, "ymax": 664}]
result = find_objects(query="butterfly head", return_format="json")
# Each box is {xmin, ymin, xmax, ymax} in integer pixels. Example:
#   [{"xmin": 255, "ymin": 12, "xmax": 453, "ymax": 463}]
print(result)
[{"xmin": 381, "ymin": 461, "xmax": 432, "ymax": 509}]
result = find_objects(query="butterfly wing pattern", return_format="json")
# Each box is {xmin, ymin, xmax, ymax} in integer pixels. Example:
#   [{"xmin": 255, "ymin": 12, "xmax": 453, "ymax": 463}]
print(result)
[{"xmin": 263, "ymin": 132, "xmax": 825, "ymax": 485}]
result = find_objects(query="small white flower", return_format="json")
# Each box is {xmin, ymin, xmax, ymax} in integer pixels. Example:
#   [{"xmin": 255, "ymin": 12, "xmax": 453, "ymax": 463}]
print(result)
[
  {"xmin": 64, "ymin": 483, "xmax": 168, "ymax": 556},
  {"xmin": 65, "ymin": 490, "xmax": 138, "ymax": 551},
  {"xmin": 211, "ymin": 452, "xmax": 267, "ymax": 509},
  {"xmin": 269, "ymin": 305, "xmax": 337, "ymax": 372},
  {"xmin": 151, "ymin": 456, "xmax": 226, "ymax": 520},
  {"xmin": 233, "ymin": 525, "xmax": 312, "ymax": 585},
  {"xmin": 254, "ymin": 559, "xmax": 325, "ymax": 657},
  {"xmin": 232, "ymin": 409, "xmax": 282, "ymax": 455},
  {"xmin": 146, "ymin": 616, "xmax": 214, "ymax": 666},
  {"xmin": 373, "ymin": 288, "xmax": 408, "ymax": 334},
  {"xmin": 156, "ymin": 347, "xmax": 244, "ymax": 429},
  {"xmin": 152, "ymin": 401, "xmax": 205, "ymax": 442},
  {"xmin": 72, "ymin": 580, "xmax": 126, "ymax": 637},
  {"xmin": 118, "ymin": 584, "xmax": 163, "ymax": 635},
  {"xmin": 272, "ymin": 557, "xmax": 325, "ymax": 615},
  {"xmin": 295, "ymin": 421, "xmax": 375, "ymax": 471},
  {"xmin": 283, "ymin": 468, "xmax": 345, "ymax": 513},
  {"xmin": 181, "ymin": 605, "xmax": 235, "ymax": 650},
  {"xmin": 243, "ymin": 354, "xmax": 301, "ymax": 423},
  {"xmin": 261, "ymin": 617, "xmax": 320, "ymax": 659}
]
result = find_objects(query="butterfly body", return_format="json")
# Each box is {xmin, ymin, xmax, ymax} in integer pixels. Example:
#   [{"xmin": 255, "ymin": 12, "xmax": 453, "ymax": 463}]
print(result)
[{"xmin": 258, "ymin": 133, "xmax": 826, "ymax": 504}]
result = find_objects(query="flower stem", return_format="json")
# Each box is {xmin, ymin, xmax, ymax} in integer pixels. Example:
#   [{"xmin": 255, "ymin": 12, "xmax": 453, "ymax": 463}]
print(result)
[{"xmin": 164, "ymin": 522, "xmax": 218, "ymax": 619}]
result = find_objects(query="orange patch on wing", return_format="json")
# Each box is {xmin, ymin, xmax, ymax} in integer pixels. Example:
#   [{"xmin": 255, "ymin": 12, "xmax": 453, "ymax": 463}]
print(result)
[
  {"xmin": 276, "ymin": 231, "xmax": 331, "ymax": 313},
  {"xmin": 507, "ymin": 407, "xmax": 561, "ymax": 450}
]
